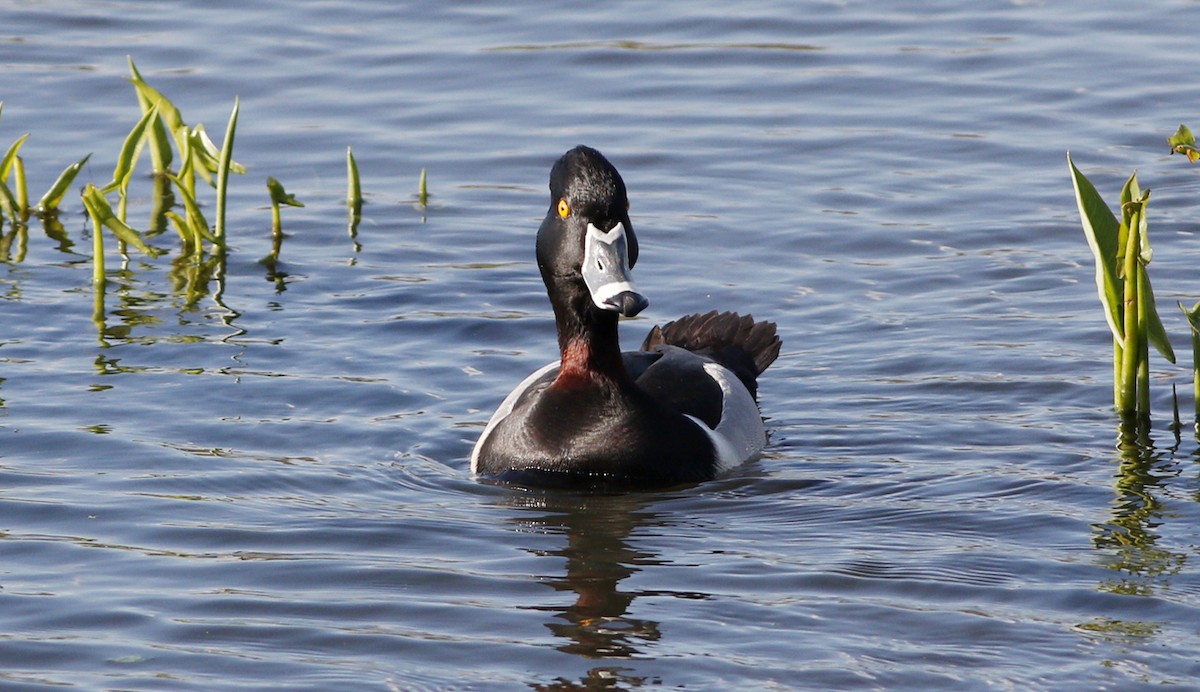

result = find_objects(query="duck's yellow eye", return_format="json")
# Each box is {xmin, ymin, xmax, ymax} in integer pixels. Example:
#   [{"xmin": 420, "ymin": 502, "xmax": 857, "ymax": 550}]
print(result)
[{"xmin": 557, "ymin": 198, "xmax": 570, "ymax": 219}]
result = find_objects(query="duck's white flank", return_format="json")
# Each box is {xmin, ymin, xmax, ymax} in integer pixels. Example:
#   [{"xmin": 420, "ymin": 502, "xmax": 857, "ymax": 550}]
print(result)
[{"xmin": 685, "ymin": 362, "xmax": 767, "ymax": 473}]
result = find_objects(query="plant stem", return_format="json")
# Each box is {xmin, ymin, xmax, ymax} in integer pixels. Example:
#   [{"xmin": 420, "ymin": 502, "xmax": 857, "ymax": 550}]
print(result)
[
  {"xmin": 269, "ymin": 200, "xmax": 282, "ymax": 262},
  {"xmin": 91, "ymin": 206, "xmax": 105, "ymax": 286},
  {"xmin": 1136, "ymin": 263, "xmax": 1151, "ymax": 417},
  {"xmin": 13, "ymin": 156, "xmax": 27, "ymax": 217},
  {"xmin": 1117, "ymin": 208, "xmax": 1141, "ymax": 415},
  {"xmin": 1193, "ymin": 325, "xmax": 1200, "ymax": 431}
]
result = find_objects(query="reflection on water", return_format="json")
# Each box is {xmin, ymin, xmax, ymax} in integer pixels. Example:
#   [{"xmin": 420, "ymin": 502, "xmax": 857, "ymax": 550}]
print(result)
[
  {"xmin": 1085, "ymin": 420, "xmax": 1188, "ymax": 642},
  {"xmin": 90, "ymin": 250, "xmax": 233, "ymax": 346},
  {"xmin": 502, "ymin": 491, "xmax": 685, "ymax": 687},
  {"xmin": 1095, "ymin": 420, "xmax": 1188, "ymax": 593}
]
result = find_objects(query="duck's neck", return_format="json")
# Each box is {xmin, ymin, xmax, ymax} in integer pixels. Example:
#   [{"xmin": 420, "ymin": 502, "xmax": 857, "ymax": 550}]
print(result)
[{"xmin": 551, "ymin": 289, "xmax": 627, "ymax": 386}]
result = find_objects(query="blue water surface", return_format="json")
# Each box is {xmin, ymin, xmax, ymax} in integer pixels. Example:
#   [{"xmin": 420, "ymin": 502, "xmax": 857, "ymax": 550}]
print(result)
[{"xmin": 4, "ymin": 1, "xmax": 1200, "ymax": 689}]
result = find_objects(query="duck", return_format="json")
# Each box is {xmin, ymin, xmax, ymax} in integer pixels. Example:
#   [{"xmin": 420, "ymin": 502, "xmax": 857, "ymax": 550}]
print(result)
[{"xmin": 471, "ymin": 145, "xmax": 781, "ymax": 489}]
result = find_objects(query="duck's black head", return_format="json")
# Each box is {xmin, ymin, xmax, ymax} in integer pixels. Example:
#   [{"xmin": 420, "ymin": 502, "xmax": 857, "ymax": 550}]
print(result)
[{"xmin": 536, "ymin": 146, "xmax": 648, "ymax": 319}]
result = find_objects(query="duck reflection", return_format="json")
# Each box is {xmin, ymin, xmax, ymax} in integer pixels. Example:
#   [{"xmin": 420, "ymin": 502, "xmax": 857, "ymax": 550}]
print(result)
[{"xmin": 503, "ymin": 489, "xmax": 671, "ymax": 662}]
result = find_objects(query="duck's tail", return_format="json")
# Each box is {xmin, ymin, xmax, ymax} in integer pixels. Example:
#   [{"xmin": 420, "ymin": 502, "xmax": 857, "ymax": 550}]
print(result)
[{"xmin": 641, "ymin": 310, "xmax": 781, "ymax": 400}]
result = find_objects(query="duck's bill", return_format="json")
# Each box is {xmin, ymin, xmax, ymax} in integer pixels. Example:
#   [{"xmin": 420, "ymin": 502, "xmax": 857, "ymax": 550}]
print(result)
[{"xmin": 582, "ymin": 222, "xmax": 648, "ymax": 317}]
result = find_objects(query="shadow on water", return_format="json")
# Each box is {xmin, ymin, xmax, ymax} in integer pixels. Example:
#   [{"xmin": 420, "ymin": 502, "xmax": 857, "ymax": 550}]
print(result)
[
  {"xmin": 496, "ymin": 490, "xmax": 686, "ymax": 689},
  {"xmin": 1084, "ymin": 418, "xmax": 1188, "ymax": 641}
]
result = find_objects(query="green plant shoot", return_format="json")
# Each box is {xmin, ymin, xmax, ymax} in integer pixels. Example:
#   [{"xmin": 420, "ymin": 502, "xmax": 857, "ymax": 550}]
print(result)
[
  {"xmin": 1168, "ymin": 124, "xmax": 1199, "ymax": 162},
  {"xmin": 12, "ymin": 157, "xmax": 27, "ymax": 213},
  {"xmin": 166, "ymin": 172, "xmax": 217, "ymax": 248},
  {"xmin": 83, "ymin": 189, "xmax": 106, "ymax": 285},
  {"xmin": 1179, "ymin": 300, "xmax": 1200, "ymax": 426},
  {"xmin": 127, "ymin": 57, "xmax": 175, "ymax": 174},
  {"xmin": 1, "ymin": 133, "xmax": 29, "ymax": 184},
  {"xmin": 346, "ymin": 146, "xmax": 362, "ymax": 212},
  {"xmin": 36, "ymin": 154, "xmax": 91, "ymax": 213},
  {"xmin": 214, "ymin": 97, "xmax": 239, "ymax": 242},
  {"xmin": 1068, "ymin": 153, "xmax": 1174, "ymax": 418},
  {"xmin": 266, "ymin": 176, "xmax": 303, "ymax": 231},
  {"xmin": 81, "ymin": 183, "xmax": 161, "ymax": 285},
  {"xmin": 81, "ymin": 184, "xmax": 159, "ymax": 256},
  {"xmin": 0, "ymin": 178, "xmax": 17, "ymax": 224}
]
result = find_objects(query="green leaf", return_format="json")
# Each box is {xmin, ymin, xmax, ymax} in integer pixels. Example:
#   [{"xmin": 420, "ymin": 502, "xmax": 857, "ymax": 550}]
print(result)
[
  {"xmin": 266, "ymin": 177, "xmax": 304, "ymax": 207},
  {"xmin": 1119, "ymin": 186, "xmax": 1152, "ymax": 266},
  {"xmin": 1181, "ymin": 299, "xmax": 1200, "ymax": 335},
  {"xmin": 214, "ymin": 97, "xmax": 240, "ymax": 241},
  {"xmin": 81, "ymin": 184, "xmax": 161, "ymax": 257},
  {"xmin": 102, "ymin": 105, "xmax": 159, "ymax": 194},
  {"xmin": 1068, "ymin": 152, "xmax": 1123, "ymax": 341},
  {"xmin": 1168, "ymin": 124, "xmax": 1199, "ymax": 162},
  {"xmin": 127, "ymin": 58, "xmax": 176, "ymax": 173},
  {"xmin": 167, "ymin": 172, "xmax": 218, "ymax": 246},
  {"xmin": 164, "ymin": 210, "xmax": 201, "ymax": 247},
  {"xmin": 175, "ymin": 126, "xmax": 194, "ymax": 189},
  {"xmin": 188, "ymin": 125, "xmax": 219, "ymax": 188},
  {"xmin": 0, "ymin": 176, "xmax": 17, "ymax": 223},
  {"xmin": 12, "ymin": 156, "xmax": 27, "ymax": 211},
  {"xmin": 127, "ymin": 75, "xmax": 185, "ymax": 139},
  {"xmin": 346, "ymin": 146, "xmax": 362, "ymax": 209},
  {"xmin": 37, "ymin": 153, "xmax": 91, "ymax": 212},
  {"xmin": 1120, "ymin": 187, "xmax": 1172, "ymax": 363},
  {"xmin": 1, "ymin": 133, "xmax": 30, "ymax": 184},
  {"xmin": 206, "ymin": 119, "xmax": 245, "ymax": 176},
  {"xmin": 1140, "ymin": 268, "xmax": 1175, "ymax": 364}
]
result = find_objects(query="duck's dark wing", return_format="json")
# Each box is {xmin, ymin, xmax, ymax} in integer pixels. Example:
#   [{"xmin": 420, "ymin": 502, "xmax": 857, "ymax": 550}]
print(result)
[
  {"xmin": 641, "ymin": 311, "xmax": 781, "ymax": 400},
  {"xmin": 631, "ymin": 345, "xmax": 724, "ymax": 429}
]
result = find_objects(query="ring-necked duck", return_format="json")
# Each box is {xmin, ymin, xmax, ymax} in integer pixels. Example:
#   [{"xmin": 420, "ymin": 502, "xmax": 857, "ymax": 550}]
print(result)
[{"xmin": 472, "ymin": 145, "xmax": 781, "ymax": 488}]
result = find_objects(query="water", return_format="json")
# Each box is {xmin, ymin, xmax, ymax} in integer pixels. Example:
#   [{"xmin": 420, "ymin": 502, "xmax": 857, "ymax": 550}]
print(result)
[{"xmin": 4, "ymin": 0, "xmax": 1200, "ymax": 688}]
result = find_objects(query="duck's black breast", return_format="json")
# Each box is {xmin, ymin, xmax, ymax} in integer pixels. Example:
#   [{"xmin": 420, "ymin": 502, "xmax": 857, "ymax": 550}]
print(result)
[{"xmin": 473, "ymin": 360, "xmax": 719, "ymax": 488}]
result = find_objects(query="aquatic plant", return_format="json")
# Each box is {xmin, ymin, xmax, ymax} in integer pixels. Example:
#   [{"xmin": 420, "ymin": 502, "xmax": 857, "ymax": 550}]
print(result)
[
  {"xmin": 123, "ymin": 57, "xmax": 244, "ymax": 250},
  {"xmin": 37, "ymin": 154, "xmax": 90, "ymax": 214},
  {"xmin": 102, "ymin": 105, "xmax": 160, "ymax": 221},
  {"xmin": 267, "ymin": 177, "xmax": 304, "ymax": 231},
  {"xmin": 0, "ymin": 102, "xmax": 92, "ymax": 223},
  {"xmin": 80, "ymin": 183, "xmax": 161, "ymax": 285},
  {"xmin": 346, "ymin": 146, "xmax": 363, "ymax": 240},
  {"xmin": 3, "ymin": 60, "xmax": 436, "ymax": 325},
  {"xmin": 1168, "ymin": 124, "xmax": 1200, "ymax": 429},
  {"xmin": 346, "ymin": 146, "xmax": 362, "ymax": 213},
  {"xmin": 1168, "ymin": 124, "xmax": 1199, "ymax": 162},
  {"xmin": 215, "ymin": 98, "xmax": 239, "ymax": 242},
  {"xmin": 265, "ymin": 176, "xmax": 303, "ymax": 262},
  {"xmin": 1068, "ymin": 153, "xmax": 1175, "ymax": 419},
  {"xmin": 1179, "ymin": 301, "xmax": 1200, "ymax": 426}
]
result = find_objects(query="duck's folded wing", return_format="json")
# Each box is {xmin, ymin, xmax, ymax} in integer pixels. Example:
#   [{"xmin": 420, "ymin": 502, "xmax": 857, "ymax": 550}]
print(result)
[{"xmin": 634, "ymin": 346, "xmax": 724, "ymax": 429}]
